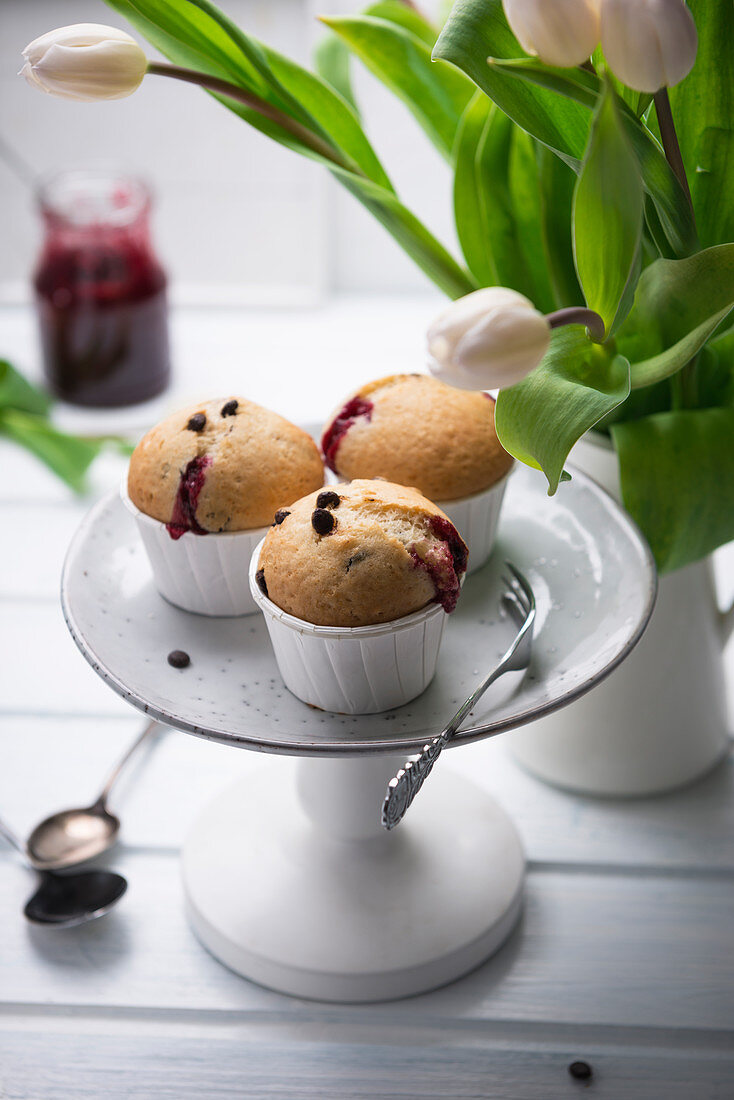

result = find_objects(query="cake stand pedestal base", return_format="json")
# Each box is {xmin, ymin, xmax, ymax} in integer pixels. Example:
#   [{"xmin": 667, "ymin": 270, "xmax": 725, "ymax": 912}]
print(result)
[{"xmin": 182, "ymin": 754, "xmax": 525, "ymax": 1003}]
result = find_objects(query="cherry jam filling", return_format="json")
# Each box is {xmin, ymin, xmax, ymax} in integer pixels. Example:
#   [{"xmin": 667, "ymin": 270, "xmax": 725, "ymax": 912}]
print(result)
[
  {"xmin": 321, "ymin": 397, "xmax": 373, "ymax": 472},
  {"xmin": 429, "ymin": 516, "xmax": 469, "ymax": 577},
  {"xmin": 166, "ymin": 455, "xmax": 213, "ymax": 540},
  {"xmin": 409, "ymin": 517, "xmax": 468, "ymax": 614}
]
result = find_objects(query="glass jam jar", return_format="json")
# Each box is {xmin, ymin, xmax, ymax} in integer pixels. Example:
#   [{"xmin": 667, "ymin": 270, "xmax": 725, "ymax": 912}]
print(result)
[{"xmin": 34, "ymin": 169, "xmax": 171, "ymax": 407}]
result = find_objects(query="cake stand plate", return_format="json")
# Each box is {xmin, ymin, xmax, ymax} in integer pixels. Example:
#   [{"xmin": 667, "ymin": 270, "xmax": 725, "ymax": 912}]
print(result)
[{"xmin": 61, "ymin": 464, "xmax": 656, "ymax": 1002}]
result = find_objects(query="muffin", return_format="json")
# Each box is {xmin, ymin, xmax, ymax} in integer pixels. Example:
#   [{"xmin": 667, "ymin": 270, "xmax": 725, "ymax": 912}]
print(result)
[
  {"xmin": 129, "ymin": 396, "xmax": 323, "ymax": 536},
  {"xmin": 320, "ymin": 375, "xmax": 513, "ymax": 574},
  {"xmin": 124, "ymin": 397, "xmax": 324, "ymax": 616},
  {"xmin": 321, "ymin": 374, "xmax": 512, "ymax": 499},
  {"xmin": 249, "ymin": 480, "xmax": 468, "ymax": 713}
]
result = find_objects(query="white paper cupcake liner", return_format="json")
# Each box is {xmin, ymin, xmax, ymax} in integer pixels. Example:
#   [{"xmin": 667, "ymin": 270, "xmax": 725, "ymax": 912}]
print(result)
[
  {"xmin": 249, "ymin": 541, "xmax": 447, "ymax": 714},
  {"xmin": 122, "ymin": 485, "xmax": 266, "ymax": 616},
  {"xmin": 438, "ymin": 468, "xmax": 512, "ymax": 575}
]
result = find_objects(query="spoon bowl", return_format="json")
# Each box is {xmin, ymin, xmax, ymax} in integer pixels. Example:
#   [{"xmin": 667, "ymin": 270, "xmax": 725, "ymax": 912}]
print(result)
[
  {"xmin": 26, "ymin": 805, "xmax": 120, "ymax": 871},
  {"xmin": 24, "ymin": 869, "xmax": 127, "ymax": 926}
]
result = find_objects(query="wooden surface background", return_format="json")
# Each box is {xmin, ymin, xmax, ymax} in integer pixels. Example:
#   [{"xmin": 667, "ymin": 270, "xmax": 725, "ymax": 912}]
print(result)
[{"xmin": 1, "ymin": 302, "xmax": 733, "ymax": 1099}]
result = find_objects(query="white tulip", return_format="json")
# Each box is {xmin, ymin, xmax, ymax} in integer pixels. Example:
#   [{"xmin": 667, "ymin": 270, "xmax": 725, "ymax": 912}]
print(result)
[
  {"xmin": 503, "ymin": 0, "xmax": 601, "ymax": 68},
  {"xmin": 601, "ymin": 0, "xmax": 697, "ymax": 93},
  {"xmin": 21, "ymin": 24, "xmax": 147, "ymax": 101},
  {"xmin": 427, "ymin": 287, "xmax": 551, "ymax": 392}
]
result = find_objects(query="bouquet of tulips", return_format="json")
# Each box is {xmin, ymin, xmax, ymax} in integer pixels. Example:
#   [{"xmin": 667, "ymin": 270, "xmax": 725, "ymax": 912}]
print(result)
[{"xmin": 21, "ymin": 0, "xmax": 733, "ymax": 572}]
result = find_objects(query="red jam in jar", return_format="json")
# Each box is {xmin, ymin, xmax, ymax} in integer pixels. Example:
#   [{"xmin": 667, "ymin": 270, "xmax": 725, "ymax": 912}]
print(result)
[{"xmin": 34, "ymin": 169, "xmax": 171, "ymax": 407}]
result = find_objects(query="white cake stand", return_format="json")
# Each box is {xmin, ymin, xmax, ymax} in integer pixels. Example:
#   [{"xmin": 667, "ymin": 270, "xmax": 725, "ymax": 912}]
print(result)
[{"xmin": 61, "ymin": 465, "xmax": 656, "ymax": 1002}]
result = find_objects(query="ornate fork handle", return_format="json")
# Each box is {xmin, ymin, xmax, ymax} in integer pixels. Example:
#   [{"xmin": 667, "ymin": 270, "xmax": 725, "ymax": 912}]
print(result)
[
  {"xmin": 381, "ymin": 562, "xmax": 536, "ymax": 831},
  {"xmin": 382, "ymin": 732, "xmax": 450, "ymax": 831}
]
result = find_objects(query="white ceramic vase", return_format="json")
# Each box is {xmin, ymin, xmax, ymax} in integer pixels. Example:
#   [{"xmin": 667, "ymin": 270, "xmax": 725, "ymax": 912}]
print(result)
[{"xmin": 509, "ymin": 433, "xmax": 734, "ymax": 796}]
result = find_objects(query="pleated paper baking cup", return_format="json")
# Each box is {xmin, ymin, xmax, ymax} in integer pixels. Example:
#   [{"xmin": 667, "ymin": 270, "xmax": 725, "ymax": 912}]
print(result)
[
  {"xmin": 122, "ymin": 486, "xmax": 266, "ymax": 616},
  {"xmin": 438, "ymin": 468, "xmax": 512, "ymax": 576},
  {"xmin": 249, "ymin": 541, "xmax": 447, "ymax": 714}
]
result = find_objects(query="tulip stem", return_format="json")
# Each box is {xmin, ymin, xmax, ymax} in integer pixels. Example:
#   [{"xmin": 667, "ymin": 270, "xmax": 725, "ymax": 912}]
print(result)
[
  {"xmin": 146, "ymin": 62, "xmax": 360, "ymax": 175},
  {"xmin": 653, "ymin": 88, "xmax": 693, "ymax": 211},
  {"xmin": 546, "ymin": 307, "xmax": 605, "ymax": 343}
]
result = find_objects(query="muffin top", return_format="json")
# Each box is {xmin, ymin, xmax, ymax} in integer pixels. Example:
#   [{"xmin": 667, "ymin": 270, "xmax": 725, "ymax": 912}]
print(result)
[
  {"xmin": 321, "ymin": 374, "xmax": 513, "ymax": 501},
  {"xmin": 128, "ymin": 397, "xmax": 324, "ymax": 536},
  {"xmin": 256, "ymin": 479, "xmax": 468, "ymax": 627}
]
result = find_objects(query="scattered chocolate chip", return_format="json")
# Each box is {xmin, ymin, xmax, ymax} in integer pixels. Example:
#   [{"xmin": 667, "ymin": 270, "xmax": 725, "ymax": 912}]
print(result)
[
  {"xmin": 186, "ymin": 412, "xmax": 206, "ymax": 432},
  {"xmin": 568, "ymin": 1062, "xmax": 593, "ymax": 1081},
  {"xmin": 273, "ymin": 509, "xmax": 290, "ymax": 526},
  {"xmin": 255, "ymin": 568, "xmax": 268, "ymax": 597},
  {"xmin": 317, "ymin": 490, "xmax": 341, "ymax": 510},
  {"xmin": 221, "ymin": 399, "xmax": 238, "ymax": 417},
  {"xmin": 167, "ymin": 649, "xmax": 190, "ymax": 669},
  {"xmin": 312, "ymin": 508, "xmax": 336, "ymax": 535}
]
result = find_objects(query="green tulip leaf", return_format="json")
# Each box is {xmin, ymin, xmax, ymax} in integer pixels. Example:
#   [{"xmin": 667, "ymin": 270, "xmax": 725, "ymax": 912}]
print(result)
[
  {"xmin": 321, "ymin": 14, "xmax": 474, "ymax": 161},
  {"xmin": 314, "ymin": 32, "xmax": 359, "ymax": 116},
  {"xmin": 453, "ymin": 93, "xmax": 554, "ymax": 308},
  {"xmin": 616, "ymin": 244, "xmax": 734, "ymax": 389},
  {"xmin": 478, "ymin": 53, "xmax": 696, "ymax": 259},
  {"xmin": 0, "ymin": 360, "xmax": 52, "ymax": 416},
  {"xmin": 573, "ymin": 81, "xmax": 643, "ymax": 334},
  {"xmin": 363, "ymin": 1, "xmax": 438, "ymax": 47},
  {"xmin": 453, "ymin": 93, "xmax": 496, "ymax": 286},
  {"xmin": 485, "ymin": 56, "xmax": 598, "ymax": 109},
  {"xmin": 495, "ymin": 326, "xmax": 631, "ymax": 494},
  {"xmin": 434, "ymin": 0, "xmax": 590, "ymax": 169},
  {"xmin": 0, "ymin": 408, "xmax": 102, "ymax": 493},
  {"xmin": 669, "ymin": 0, "xmax": 734, "ymax": 249},
  {"xmin": 612, "ymin": 407, "xmax": 734, "ymax": 573},
  {"xmin": 535, "ymin": 145, "xmax": 583, "ymax": 308}
]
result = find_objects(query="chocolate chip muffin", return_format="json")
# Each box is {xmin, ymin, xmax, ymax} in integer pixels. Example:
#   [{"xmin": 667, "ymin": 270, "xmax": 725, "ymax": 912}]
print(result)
[
  {"xmin": 256, "ymin": 479, "xmax": 468, "ymax": 627},
  {"xmin": 128, "ymin": 397, "xmax": 324, "ymax": 538},
  {"xmin": 321, "ymin": 374, "xmax": 513, "ymax": 501}
]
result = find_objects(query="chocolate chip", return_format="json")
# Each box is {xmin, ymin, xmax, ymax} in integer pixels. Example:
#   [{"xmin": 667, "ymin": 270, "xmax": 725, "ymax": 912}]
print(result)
[
  {"xmin": 345, "ymin": 551, "xmax": 367, "ymax": 573},
  {"xmin": 221, "ymin": 399, "xmax": 238, "ymax": 417},
  {"xmin": 568, "ymin": 1062, "xmax": 593, "ymax": 1081},
  {"xmin": 255, "ymin": 568, "xmax": 268, "ymax": 597},
  {"xmin": 273, "ymin": 509, "xmax": 290, "ymax": 526},
  {"xmin": 316, "ymin": 490, "xmax": 341, "ymax": 510},
  {"xmin": 167, "ymin": 649, "xmax": 190, "ymax": 669},
  {"xmin": 186, "ymin": 413, "xmax": 206, "ymax": 432},
  {"xmin": 312, "ymin": 508, "xmax": 336, "ymax": 535}
]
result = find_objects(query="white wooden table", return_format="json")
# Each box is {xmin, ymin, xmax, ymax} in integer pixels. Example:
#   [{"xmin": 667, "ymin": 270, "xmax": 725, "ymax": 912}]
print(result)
[{"xmin": 1, "ymin": 301, "xmax": 733, "ymax": 1099}]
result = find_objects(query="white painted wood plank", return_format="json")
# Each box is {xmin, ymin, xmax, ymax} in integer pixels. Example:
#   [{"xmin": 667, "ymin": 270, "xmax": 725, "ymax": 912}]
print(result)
[
  {"xmin": 0, "ymin": 502, "xmax": 93, "ymax": 600},
  {"xmin": 0, "ymin": 602, "xmax": 133, "ymax": 718},
  {"xmin": 1, "ymin": 718, "xmax": 733, "ymax": 871},
  {"xmin": 0, "ymin": 1018, "xmax": 732, "ymax": 1100},
  {"xmin": 0, "ymin": 851, "xmax": 731, "ymax": 1032},
  {"xmin": 0, "ymin": 716, "xmax": 249, "ymax": 849}
]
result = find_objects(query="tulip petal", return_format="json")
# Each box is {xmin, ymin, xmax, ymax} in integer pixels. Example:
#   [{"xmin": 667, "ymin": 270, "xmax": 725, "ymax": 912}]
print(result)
[
  {"xmin": 504, "ymin": 0, "xmax": 600, "ymax": 68},
  {"xmin": 21, "ymin": 24, "xmax": 146, "ymax": 101},
  {"xmin": 602, "ymin": 0, "xmax": 697, "ymax": 93}
]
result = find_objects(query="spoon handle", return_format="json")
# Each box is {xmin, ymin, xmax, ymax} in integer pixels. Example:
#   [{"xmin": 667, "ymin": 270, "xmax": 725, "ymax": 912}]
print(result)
[
  {"xmin": 0, "ymin": 814, "xmax": 28, "ymax": 860},
  {"xmin": 95, "ymin": 718, "xmax": 161, "ymax": 808}
]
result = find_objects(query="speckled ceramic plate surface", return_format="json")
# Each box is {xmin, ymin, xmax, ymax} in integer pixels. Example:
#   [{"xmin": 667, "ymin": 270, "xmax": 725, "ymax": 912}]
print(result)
[{"xmin": 61, "ymin": 464, "xmax": 656, "ymax": 755}]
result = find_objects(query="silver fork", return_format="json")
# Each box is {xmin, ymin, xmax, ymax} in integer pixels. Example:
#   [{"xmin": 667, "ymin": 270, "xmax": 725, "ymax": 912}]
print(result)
[{"xmin": 381, "ymin": 562, "xmax": 536, "ymax": 830}]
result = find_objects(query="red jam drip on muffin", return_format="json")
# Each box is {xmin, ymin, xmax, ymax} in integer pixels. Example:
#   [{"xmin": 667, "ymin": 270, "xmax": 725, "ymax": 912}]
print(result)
[
  {"xmin": 321, "ymin": 397, "xmax": 373, "ymax": 472},
  {"xmin": 166, "ymin": 455, "xmax": 213, "ymax": 540},
  {"xmin": 409, "ymin": 517, "xmax": 468, "ymax": 614}
]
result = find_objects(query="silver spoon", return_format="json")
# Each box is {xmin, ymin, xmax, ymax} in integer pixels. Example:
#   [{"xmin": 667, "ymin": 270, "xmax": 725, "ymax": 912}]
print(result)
[
  {"xmin": 25, "ymin": 719, "xmax": 161, "ymax": 871},
  {"xmin": 0, "ymin": 815, "xmax": 127, "ymax": 927}
]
